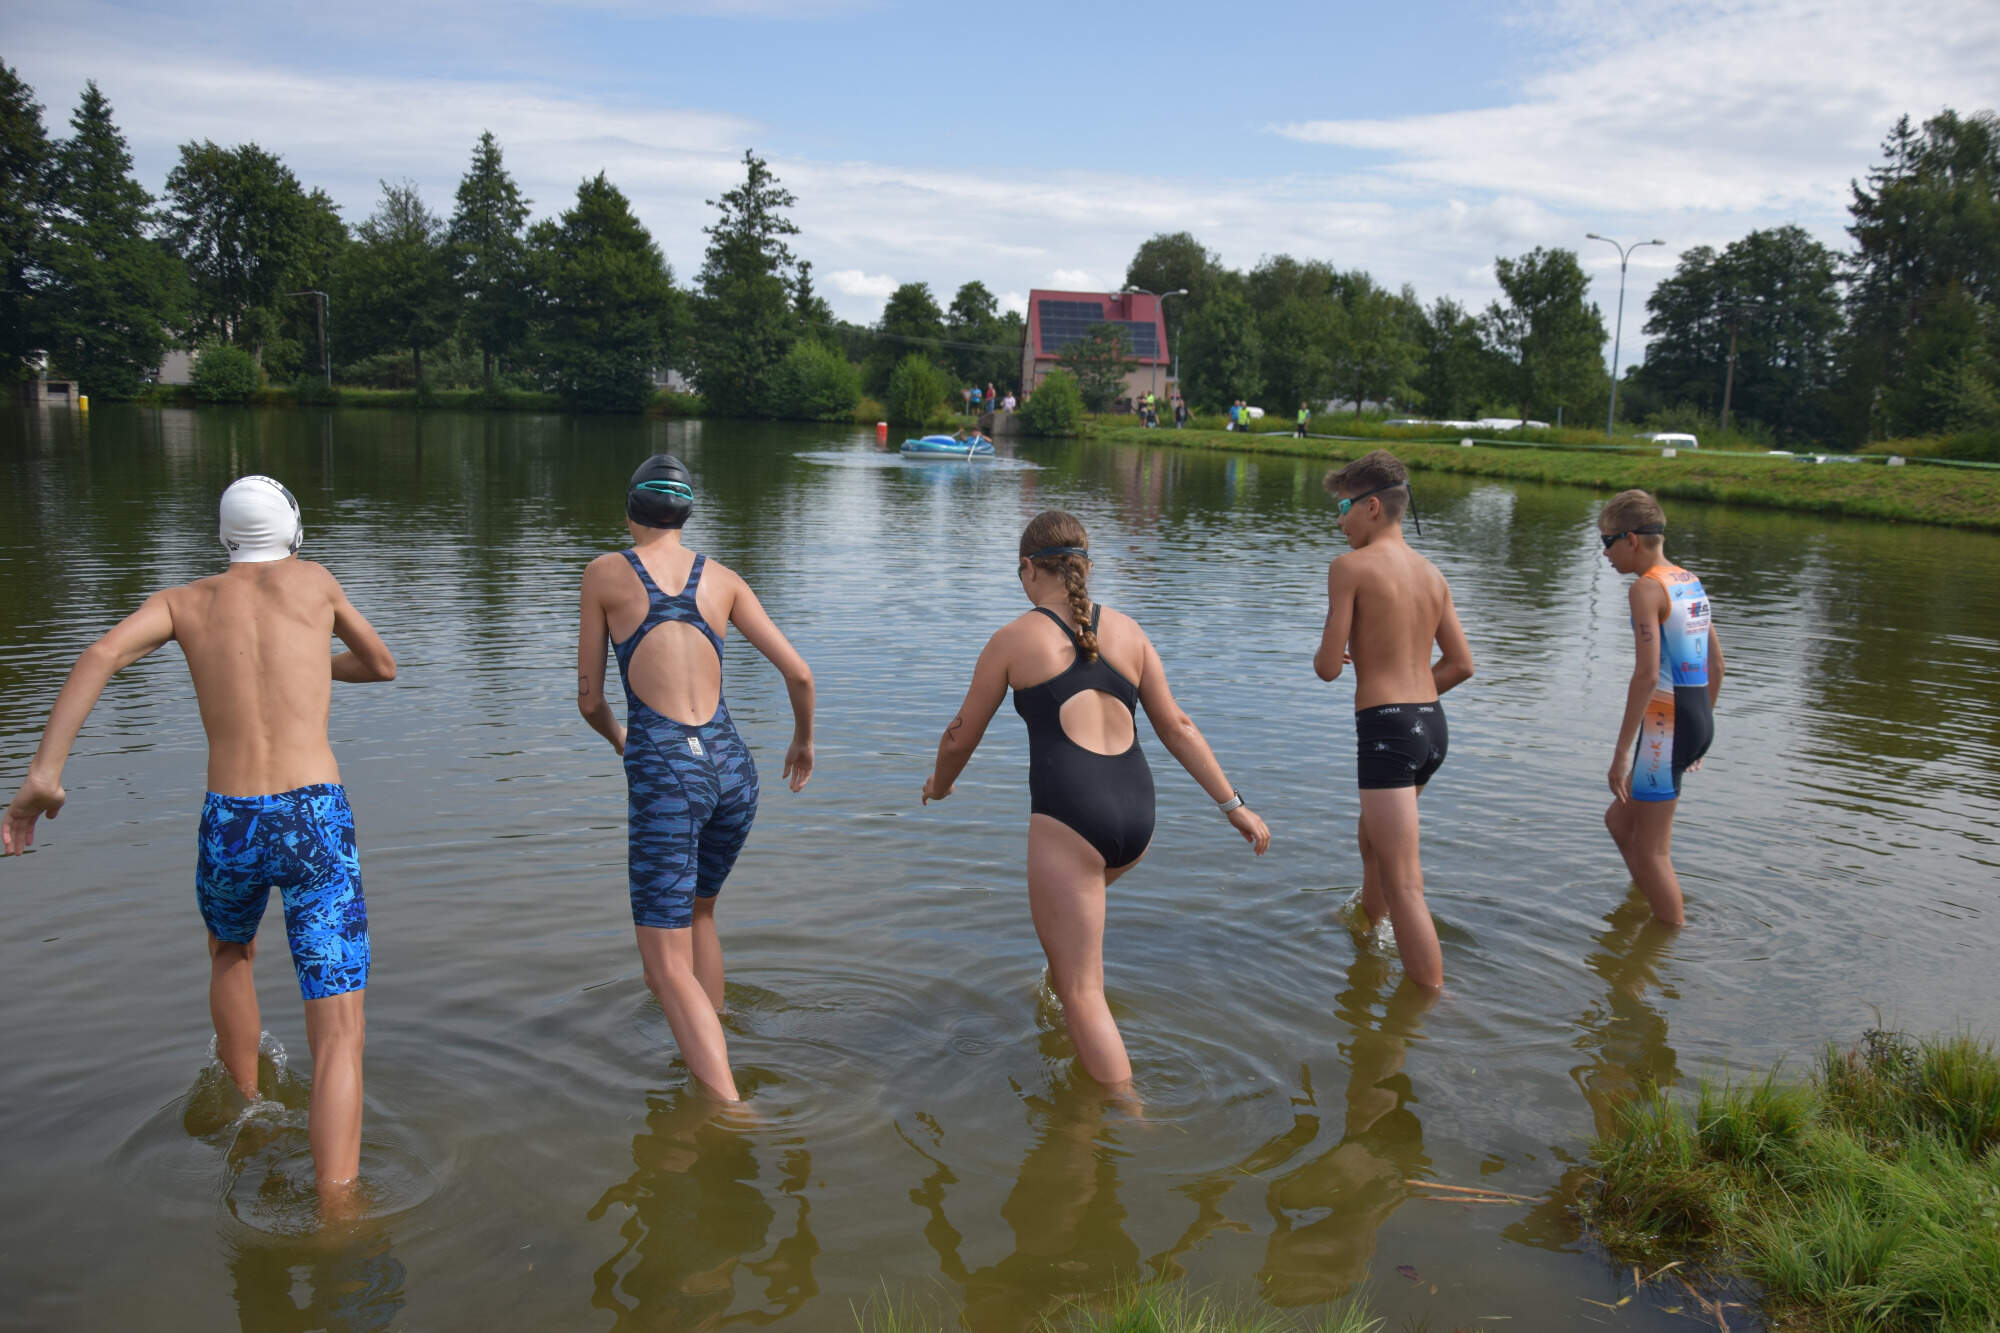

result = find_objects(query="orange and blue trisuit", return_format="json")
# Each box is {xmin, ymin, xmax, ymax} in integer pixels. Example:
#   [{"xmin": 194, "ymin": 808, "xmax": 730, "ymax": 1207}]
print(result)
[{"xmin": 1632, "ymin": 563, "xmax": 1713, "ymax": 802}]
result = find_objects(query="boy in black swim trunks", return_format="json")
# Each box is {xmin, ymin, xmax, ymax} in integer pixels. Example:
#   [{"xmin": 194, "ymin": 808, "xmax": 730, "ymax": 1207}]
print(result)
[{"xmin": 1313, "ymin": 450, "xmax": 1474, "ymax": 990}]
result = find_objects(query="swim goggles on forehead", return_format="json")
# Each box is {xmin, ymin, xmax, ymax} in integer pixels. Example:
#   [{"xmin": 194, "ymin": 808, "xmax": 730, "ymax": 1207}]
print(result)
[
  {"xmin": 1600, "ymin": 524, "xmax": 1665, "ymax": 549},
  {"xmin": 634, "ymin": 479, "xmax": 695, "ymax": 499},
  {"xmin": 1336, "ymin": 481, "xmax": 1420, "ymax": 534},
  {"xmin": 1023, "ymin": 545, "xmax": 1088, "ymax": 561}
]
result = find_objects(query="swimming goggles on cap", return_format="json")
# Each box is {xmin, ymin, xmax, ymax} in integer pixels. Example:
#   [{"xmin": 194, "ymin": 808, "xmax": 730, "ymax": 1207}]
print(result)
[{"xmin": 1024, "ymin": 545, "xmax": 1088, "ymax": 560}]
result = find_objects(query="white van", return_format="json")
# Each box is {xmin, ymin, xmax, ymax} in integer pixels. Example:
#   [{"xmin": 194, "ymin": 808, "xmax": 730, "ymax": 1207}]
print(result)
[{"xmin": 1640, "ymin": 432, "xmax": 1699, "ymax": 449}]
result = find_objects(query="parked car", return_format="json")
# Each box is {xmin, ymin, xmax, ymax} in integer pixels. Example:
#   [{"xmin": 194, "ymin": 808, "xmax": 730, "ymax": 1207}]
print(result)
[{"xmin": 1639, "ymin": 431, "xmax": 1700, "ymax": 449}]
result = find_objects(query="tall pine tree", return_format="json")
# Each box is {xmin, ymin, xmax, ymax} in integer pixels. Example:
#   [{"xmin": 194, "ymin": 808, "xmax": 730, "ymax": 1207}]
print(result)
[
  {"xmin": 44, "ymin": 82, "xmax": 185, "ymax": 396},
  {"xmin": 340, "ymin": 180, "xmax": 455, "ymax": 385},
  {"xmin": 531, "ymin": 173, "xmax": 677, "ymax": 410},
  {"xmin": 0, "ymin": 61, "xmax": 50, "ymax": 379},
  {"xmin": 693, "ymin": 149, "xmax": 800, "ymax": 416},
  {"xmin": 449, "ymin": 131, "xmax": 531, "ymax": 388}
]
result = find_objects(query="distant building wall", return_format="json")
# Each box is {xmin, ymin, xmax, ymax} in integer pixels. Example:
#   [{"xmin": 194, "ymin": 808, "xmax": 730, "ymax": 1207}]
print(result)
[{"xmin": 157, "ymin": 349, "xmax": 195, "ymax": 385}]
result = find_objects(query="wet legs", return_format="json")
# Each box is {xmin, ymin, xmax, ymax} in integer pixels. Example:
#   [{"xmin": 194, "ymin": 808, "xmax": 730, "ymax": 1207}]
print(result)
[
  {"xmin": 1604, "ymin": 797, "xmax": 1685, "ymax": 926},
  {"xmin": 635, "ymin": 924, "xmax": 739, "ymax": 1101},
  {"xmin": 1027, "ymin": 815, "xmax": 1135, "ymax": 1089},
  {"xmin": 208, "ymin": 933, "xmax": 262, "ymax": 1100},
  {"xmin": 1356, "ymin": 787, "xmax": 1443, "ymax": 990},
  {"xmin": 303, "ymin": 990, "xmax": 365, "ymax": 1189}
]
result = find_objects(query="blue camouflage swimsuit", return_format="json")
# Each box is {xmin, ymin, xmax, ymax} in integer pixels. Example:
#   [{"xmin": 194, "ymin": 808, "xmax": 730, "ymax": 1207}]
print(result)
[
  {"xmin": 196, "ymin": 783, "xmax": 370, "ymax": 1000},
  {"xmin": 614, "ymin": 550, "xmax": 760, "ymax": 929}
]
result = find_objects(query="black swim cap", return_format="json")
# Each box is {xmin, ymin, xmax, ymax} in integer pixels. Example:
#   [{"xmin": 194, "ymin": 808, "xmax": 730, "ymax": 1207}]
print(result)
[{"xmin": 627, "ymin": 454, "xmax": 694, "ymax": 529}]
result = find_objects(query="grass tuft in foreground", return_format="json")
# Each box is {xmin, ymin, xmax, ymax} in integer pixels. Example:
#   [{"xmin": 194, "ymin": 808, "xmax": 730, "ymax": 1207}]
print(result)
[
  {"xmin": 852, "ymin": 1282, "xmax": 1382, "ymax": 1333},
  {"xmin": 1588, "ymin": 1029, "xmax": 2000, "ymax": 1332}
]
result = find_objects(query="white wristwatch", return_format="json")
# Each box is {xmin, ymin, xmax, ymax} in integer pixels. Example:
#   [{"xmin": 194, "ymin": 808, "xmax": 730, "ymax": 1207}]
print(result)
[{"xmin": 1217, "ymin": 792, "xmax": 1245, "ymax": 813}]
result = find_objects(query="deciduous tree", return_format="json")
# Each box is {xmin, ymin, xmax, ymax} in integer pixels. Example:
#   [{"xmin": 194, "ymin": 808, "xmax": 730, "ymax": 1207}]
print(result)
[
  {"xmin": 1482, "ymin": 246, "xmax": 1607, "ymax": 423},
  {"xmin": 1057, "ymin": 323, "xmax": 1137, "ymax": 411},
  {"xmin": 164, "ymin": 141, "xmax": 311, "ymax": 361},
  {"xmin": 866, "ymin": 281, "xmax": 945, "ymax": 394}
]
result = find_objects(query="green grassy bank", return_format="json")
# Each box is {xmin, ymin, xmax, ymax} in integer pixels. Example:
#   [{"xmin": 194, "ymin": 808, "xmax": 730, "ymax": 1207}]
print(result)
[
  {"xmin": 1586, "ymin": 1030, "xmax": 2000, "ymax": 1331},
  {"xmin": 1104, "ymin": 423, "xmax": 2000, "ymax": 531},
  {"xmin": 854, "ymin": 1284, "xmax": 1383, "ymax": 1333}
]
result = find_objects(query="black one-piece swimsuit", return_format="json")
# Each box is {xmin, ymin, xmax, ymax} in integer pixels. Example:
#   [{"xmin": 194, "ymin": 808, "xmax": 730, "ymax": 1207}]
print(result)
[{"xmin": 1011, "ymin": 605, "xmax": 1156, "ymax": 869}]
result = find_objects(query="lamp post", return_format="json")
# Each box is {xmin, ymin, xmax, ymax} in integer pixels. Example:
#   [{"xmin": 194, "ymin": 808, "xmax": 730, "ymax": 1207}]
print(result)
[
  {"xmin": 288, "ymin": 290, "xmax": 330, "ymax": 388},
  {"xmin": 1585, "ymin": 234, "xmax": 1663, "ymax": 436},
  {"xmin": 1121, "ymin": 285, "xmax": 1188, "ymax": 403}
]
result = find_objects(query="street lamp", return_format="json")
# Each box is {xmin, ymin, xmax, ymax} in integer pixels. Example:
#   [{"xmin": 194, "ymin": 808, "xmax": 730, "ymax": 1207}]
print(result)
[
  {"xmin": 1585, "ymin": 234, "xmax": 1664, "ymax": 435},
  {"xmin": 288, "ymin": 289, "xmax": 330, "ymax": 388},
  {"xmin": 1121, "ymin": 285, "xmax": 1189, "ymax": 403}
]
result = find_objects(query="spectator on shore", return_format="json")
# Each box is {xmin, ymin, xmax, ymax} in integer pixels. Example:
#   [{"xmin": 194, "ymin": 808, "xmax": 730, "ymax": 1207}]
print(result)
[
  {"xmin": 970, "ymin": 385, "xmax": 983, "ymax": 416},
  {"xmin": 986, "ymin": 383, "xmax": 996, "ymax": 413},
  {"xmin": 1296, "ymin": 401, "xmax": 1310, "ymax": 438},
  {"xmin": 1173, "ymin": 396, "xmax": 1188, "ymax": 428},
  {"xmin": 962, "ymin": 386, "xmax": 973, "ymax": 414},
  {"xmin": 1003, "ymin": 391, "xmax": 1017, "ymax": 412}
]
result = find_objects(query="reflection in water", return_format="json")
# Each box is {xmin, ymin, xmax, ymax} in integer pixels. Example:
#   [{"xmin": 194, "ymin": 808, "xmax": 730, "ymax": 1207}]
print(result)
[
  {"xmin": 905, "ymin": 1064, "xmax": 1141, "ymax": 1333},
  {"xmin": 1509, "ymin": 892, "xmax": 1681, "ymax": 1250},
  {"xmin": 1248, "ymin": 951, "xmax": 1437, "ymax": 1306},
  {"xmin": 224, "ymin": 1220, "xmax": 406, "ymax": 1333},
  {"xmin": 587, "ymin": 1077, "xmax": 818, "ymax": 1330}
]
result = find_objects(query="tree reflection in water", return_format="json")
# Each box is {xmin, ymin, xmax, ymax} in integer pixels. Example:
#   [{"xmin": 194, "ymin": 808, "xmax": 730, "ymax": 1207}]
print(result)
[{"xmin": 587, "ymin": 1074, "xmax": 818, "ymax": 1330}]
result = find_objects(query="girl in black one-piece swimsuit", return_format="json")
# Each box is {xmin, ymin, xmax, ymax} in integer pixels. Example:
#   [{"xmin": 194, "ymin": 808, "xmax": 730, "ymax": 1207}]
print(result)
[{"xmin": 920, "ymin": 510, "xmax": 1270, "ymax": 1090}]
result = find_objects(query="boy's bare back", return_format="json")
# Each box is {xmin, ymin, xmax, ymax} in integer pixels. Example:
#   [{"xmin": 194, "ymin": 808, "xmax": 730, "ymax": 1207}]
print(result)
[{"xmin": 1335, "ymin": 543, "xmax": 1458, "ymax": 710}]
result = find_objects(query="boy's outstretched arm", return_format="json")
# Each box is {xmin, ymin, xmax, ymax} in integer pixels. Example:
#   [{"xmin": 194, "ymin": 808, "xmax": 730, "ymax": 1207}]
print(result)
[
  {"xmin": 1313, "ymin": 561, "xmax": 1355, "ymax": 682},
  {"xmin": 724, "ymin": 574, "xmax": 815, "ymax": 791},
  {"xmin": 4, "ymin": 593, "xmax": 176, "ymax": 853},
  {"xmin": 328, "ymin": 571, "xmax": 397, "ymax": 682},
  {"xmin": 1608, "ymin": 580, "xmax": 1667, "ymax": 802},
  {"xmin": 1431, "ymin": 585, "xmax": 1475, "ymax": 695}
]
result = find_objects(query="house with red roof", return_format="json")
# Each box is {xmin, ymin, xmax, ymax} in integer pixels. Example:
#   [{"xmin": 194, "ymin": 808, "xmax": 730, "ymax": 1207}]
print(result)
[{"xmin": 1018, "ymin": 289, "xmax": 1172, "ymax": 408}]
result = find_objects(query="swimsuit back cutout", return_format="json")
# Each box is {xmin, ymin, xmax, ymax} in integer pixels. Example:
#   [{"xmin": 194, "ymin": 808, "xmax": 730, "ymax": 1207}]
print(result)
[
  {"xmin": 1012, "ymin": 605, "xmax": 1139, "ymax": 722},
  {"xmin": 1639, "ymin": 564, "xmax": 1711, "ymax": 697},
  {"xmin": 612, "ymin": 550, "xmax": 725, "ymax": 703}
]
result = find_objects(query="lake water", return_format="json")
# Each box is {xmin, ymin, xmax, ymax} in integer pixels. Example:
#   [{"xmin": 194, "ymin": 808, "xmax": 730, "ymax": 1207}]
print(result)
[{"xmin": 3, "ymin": 406, "xmax": 1997, "ymax": 1332}]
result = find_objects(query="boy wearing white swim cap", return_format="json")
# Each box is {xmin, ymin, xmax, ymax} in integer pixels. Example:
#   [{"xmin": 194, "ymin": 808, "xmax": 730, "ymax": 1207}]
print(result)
[{"xmin": 3, "ymin": 474, "xmax": 398, "ymax": 1205}]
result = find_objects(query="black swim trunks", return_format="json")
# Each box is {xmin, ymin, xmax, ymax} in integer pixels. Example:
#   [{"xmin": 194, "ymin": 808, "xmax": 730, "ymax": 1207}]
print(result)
[{"xmin": 1355, "ymin": 701, "xmax": 1448, "ymax": 789}]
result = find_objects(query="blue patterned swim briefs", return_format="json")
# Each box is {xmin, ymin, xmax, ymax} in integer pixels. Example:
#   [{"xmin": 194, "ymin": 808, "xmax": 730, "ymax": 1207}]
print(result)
[{"xmin": 196, "ymin": 783, "xmax": 370, "ymax": 1000}]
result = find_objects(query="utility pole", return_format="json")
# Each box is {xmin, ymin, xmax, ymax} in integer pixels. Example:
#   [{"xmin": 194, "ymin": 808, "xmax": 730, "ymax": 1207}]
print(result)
[
  {"xmin": 1585, "ymin": 234, "xmax": 1665, "ymax": 435},
  {"xmin": 1717, "ymin": 301, "xmax": 1758, "ymax": 431}
]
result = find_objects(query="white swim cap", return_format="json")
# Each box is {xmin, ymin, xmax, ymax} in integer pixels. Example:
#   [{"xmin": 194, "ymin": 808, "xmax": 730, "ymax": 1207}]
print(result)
[{"xmin": 218, "ymin": 475, "xmax": 302, "ymax": 563}]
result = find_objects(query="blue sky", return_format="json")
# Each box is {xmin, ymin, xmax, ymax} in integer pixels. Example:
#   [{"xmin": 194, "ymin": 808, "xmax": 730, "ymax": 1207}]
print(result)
[{"xmin": 6, "ymin": 0, "xmax": 1998, "ymax": 363}]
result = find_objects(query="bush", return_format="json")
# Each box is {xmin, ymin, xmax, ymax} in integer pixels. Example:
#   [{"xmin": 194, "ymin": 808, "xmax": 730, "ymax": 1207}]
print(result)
[
  {"xmin": 650, "ymin": 389, "xmax": 707, "ymax": 417},
  {"xmin": 1021, "ymin": 369, "xmax": 1085, "ymax": 436},
  {"xmin": 291, "ymin": 376, "xmax": 341, "ymax": 407},
  {"xmin": 768, "ymin": 340, "xmax": 862, "ymax": 421},
  {"xmin": 850, "ymin": 396, "xmax": 886, "ymax": 425},
  {"xmin": 1862, "ymin": 429, "xmax": 2000, "ymax": 462},
  {"xmin": 884, "ymin": 352, "xmax": 950, "ymax": 425},
  {"xmin": 190, "ymin": 344, "xmax": 259, "ymax": 403}
]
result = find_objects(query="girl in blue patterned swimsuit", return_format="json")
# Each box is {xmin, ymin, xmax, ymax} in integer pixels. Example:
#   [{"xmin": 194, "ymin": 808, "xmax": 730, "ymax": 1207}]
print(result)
[{"xmin": 575, "ymin": 455, "xmax": 817, "ymax": 1103}]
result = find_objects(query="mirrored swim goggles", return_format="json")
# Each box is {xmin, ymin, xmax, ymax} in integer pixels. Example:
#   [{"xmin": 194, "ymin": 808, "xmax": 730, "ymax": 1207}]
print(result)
[
  {"xmin": 1336, "ymin": 481, "xmax": 1420, "ymax": 534},
  {"xmin": 1601, "ymin": 523, "xmax": 1665, "ymax": 549}
]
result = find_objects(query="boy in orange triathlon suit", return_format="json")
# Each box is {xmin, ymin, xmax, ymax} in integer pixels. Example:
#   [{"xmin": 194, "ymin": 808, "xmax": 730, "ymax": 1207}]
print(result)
[
  {"xmin": 1314, "ymin": 451, "xmax": 1474, "ymax": 990},
  {"xmin": 1599, "ymin": 489, "xmax": 1724, "ymax": 926}
]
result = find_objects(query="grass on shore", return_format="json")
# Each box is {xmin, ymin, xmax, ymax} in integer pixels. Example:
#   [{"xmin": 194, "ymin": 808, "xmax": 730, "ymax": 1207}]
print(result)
[
  {"xmin": 1105, "ymin": 422, "xmax": 2000, "ymax": 531},
  {"xmin": 853, "ymin": 1284, "xmax": 1383, "ymax": 1333},
  {"xmin": 1586, "ymin": 1029, "xmax": 2000, "ymax": 1332}
]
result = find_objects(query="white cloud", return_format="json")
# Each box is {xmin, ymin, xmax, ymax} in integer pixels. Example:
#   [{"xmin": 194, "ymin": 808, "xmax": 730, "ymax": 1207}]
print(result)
[
  {"xmin": 1048, "ymin": 268, "xmax": 1103, "ymax": 290},
  {"xmin": 998, "ymin": 290, "xmax": 1027, "ymax": 316},
  {"xmin": 826, "ymin": 268, "xmax": 898, "ymax": 300},
  {"xmin": 1271, "ymin": 0, "xmax": 2000, "ymax": 218}
]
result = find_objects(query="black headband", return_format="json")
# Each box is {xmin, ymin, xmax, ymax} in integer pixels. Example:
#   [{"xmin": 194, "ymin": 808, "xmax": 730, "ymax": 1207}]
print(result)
[{"xmin": 1024, "ymin": 545, "xmax": 1088, "ymax": 561}]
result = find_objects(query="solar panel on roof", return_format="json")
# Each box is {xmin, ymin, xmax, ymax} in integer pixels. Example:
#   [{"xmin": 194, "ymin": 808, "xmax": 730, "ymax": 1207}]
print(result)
[{"xmin": 1036, "ymin": 299, "xmax": 1162, "ymax": 359}]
